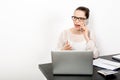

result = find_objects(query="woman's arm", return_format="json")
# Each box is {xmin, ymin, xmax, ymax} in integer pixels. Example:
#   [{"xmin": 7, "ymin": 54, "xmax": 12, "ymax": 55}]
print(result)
[
  {"xmin": 57, "ymin": 30, "xmax": 72, "ymax": 50},
  {"xmin": 86, "ymin": 31, "xmax": 99, "ymax": 58},
  {"xmin": 57, "ymin": 31, "xmax": 65, "ymax": 50}
]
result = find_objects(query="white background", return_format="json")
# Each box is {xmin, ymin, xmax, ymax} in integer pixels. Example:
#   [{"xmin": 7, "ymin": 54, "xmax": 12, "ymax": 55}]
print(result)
[{"xmin": 0, "ymin": 0, "xmax": 120, "ymax": 80}]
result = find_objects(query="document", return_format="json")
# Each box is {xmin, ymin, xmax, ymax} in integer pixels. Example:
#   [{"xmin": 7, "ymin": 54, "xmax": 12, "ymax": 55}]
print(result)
[{"xmin": 93, "ymin": 58, "xmax": 120, "ymax": 70}]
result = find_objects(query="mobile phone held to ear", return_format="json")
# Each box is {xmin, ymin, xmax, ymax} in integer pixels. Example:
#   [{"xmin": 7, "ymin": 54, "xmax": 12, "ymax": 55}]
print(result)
[{"xmin": 86, "ymin": 20, "xmax": 88, "ymax": 25}]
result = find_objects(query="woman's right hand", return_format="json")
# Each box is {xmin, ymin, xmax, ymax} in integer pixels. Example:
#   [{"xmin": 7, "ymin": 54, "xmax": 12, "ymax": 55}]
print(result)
[{"xmin": 61, "ymin": 41, "xmax": 72, "ymax": 50}]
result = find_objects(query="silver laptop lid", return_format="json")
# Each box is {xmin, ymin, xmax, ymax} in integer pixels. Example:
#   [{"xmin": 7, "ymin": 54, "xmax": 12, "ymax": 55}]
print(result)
[{"xmin": 51, "ymin": 50, "xmax": 93, "ymax": 75}]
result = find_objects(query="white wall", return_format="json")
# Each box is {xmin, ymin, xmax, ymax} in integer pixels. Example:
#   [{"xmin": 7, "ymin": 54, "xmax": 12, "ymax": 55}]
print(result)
[{"xmin": 0, "ymin": 0, "xmax": 120, "ymax": 80}]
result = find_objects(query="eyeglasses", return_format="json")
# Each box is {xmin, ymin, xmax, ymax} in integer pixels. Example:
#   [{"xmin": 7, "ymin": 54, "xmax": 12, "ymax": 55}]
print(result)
[{"xmin": 72, "ymin": 16, "xmax": 86, "ymax": 22}]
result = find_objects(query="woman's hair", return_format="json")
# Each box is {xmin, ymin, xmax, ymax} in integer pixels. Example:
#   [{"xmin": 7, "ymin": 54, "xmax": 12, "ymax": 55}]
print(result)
[{"xmin": 75, "ymin": 6, "xmax": 90, "ymax": 19}]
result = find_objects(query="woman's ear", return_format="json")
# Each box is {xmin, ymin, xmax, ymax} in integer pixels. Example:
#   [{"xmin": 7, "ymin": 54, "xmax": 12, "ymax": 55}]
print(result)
[{"xmin": 86, "ymin": 20, "xmax": 89, "ymax": 25}]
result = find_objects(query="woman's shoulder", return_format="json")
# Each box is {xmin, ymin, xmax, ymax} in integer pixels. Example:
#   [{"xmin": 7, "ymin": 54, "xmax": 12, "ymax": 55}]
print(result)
[{"xmin": 87, "ymin": 28, "xmax": 96, "ymax": 40}]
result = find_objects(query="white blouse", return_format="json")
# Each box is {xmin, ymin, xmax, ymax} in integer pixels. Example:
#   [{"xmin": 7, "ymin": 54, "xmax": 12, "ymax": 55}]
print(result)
[{"xmin": 57, "ymin": 29, "xmax": 99, "ymax": 58}]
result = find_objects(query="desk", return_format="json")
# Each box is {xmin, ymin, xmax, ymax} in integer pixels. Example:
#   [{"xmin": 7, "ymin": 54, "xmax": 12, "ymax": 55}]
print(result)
[{"xmin": 38, "ymin": 54, "xmax": 120, "ymax": 80}]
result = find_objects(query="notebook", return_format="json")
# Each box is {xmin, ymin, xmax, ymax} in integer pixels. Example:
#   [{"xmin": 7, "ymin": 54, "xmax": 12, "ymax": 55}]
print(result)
[{"xmin": 51, "ymin": 50, "xmax": 93, "ymax": 75}]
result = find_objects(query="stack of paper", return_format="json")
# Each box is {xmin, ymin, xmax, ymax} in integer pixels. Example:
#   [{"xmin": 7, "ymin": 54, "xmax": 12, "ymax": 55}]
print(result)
[{"xmin": 93, "ymin": 58, "xmax": 120, "ymax": 70}]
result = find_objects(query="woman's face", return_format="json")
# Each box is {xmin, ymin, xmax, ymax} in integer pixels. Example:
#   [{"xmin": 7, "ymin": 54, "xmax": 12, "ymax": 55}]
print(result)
[{"xmin": 72, "ymin": 10, "xmax": 87, "ymax": 31}]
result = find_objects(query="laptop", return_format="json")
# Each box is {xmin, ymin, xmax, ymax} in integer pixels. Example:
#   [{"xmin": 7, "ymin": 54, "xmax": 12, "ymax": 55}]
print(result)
[{"xmin": 51, "ymin": 50, "xmax": 93, "ymax": 75}]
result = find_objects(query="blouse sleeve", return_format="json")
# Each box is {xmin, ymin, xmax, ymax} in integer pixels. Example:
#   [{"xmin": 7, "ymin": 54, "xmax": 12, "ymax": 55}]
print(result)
[
  {"xmin": 86, "ymin": 31, "xmax": 99, "ymax": 58},
  {"xmin": 56, "ymin": 30, "xmax": 68, "ymax": 50}
]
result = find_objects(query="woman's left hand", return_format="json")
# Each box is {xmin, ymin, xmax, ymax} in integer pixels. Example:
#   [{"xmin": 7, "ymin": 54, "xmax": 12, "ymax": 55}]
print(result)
[{"xmin": 81, "ymin": 24, "xmax": 90, "ymax": 42}]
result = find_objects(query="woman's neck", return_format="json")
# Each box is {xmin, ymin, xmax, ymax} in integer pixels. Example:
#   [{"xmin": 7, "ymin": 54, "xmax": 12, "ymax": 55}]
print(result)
[{"xmin": 70, "ymin": 28, "xmax": 82, "ymax": 35}]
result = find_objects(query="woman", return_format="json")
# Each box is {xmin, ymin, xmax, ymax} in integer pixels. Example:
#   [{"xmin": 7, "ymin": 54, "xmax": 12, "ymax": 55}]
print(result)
[{"xmin": 57, "ymin": 6, "xmax": 99, "ymax": 58}]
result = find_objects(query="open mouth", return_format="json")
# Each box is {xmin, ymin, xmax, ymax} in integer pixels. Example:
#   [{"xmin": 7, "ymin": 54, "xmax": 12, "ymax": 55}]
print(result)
[{"xmin": 75, "ymin": 24, "xmax": 81, "ymax": 28}]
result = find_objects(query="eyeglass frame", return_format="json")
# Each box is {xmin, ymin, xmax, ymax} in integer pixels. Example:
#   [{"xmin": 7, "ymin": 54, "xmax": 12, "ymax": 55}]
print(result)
[{"xmin": 71, "ymin": 16, "xmax": 87, "ymax": 22}]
